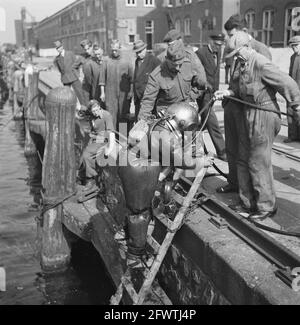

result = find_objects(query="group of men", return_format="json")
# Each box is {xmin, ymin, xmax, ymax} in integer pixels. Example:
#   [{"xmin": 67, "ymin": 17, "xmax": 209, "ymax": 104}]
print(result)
[{"xmin": 53, "ymin": 13, "xmax": 300, "ymax": 222}]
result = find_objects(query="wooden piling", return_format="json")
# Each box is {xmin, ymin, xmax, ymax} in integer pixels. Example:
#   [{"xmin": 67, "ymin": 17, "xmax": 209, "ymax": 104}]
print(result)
[
  {"xmin": 40, "ymin": 87, "xmax": 77, "ymax": 273},
  {"xmin": 24, "ymin": 70, "xmax": 39, "ymax": 157}
]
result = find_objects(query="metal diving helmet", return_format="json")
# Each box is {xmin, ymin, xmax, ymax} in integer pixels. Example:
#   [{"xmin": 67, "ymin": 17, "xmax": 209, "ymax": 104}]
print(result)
[{"xmin": 158, "ymin": 102, "xmax": 200, "ymax": 137}]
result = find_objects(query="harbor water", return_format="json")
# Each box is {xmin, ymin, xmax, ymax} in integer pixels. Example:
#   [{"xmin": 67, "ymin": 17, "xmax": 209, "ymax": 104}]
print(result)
[{"xmin": 0, "ymin": 102, "xmax": 114, "ymax": 305}]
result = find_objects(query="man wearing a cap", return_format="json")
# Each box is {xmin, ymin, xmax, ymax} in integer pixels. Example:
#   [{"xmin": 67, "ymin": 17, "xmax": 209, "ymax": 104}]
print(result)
[
  {"xmin": 138, "ymin": 41, "xmax": 207, "ymax": 121},
  {"xmin": 196, "ymin": 34, "xmax": 226, "ymax": 161},
  {"xmin": 157, "ymin": 29, "xmax": 207, "ymax": 85},
  {"xmin": 72, "ymin": 39, "xmax": 97, "ymax": 104},
  {"xmin": 217, "ymin": 14, "xmax": 272, "ymax": 195},
  {"xmin": 99, "ymin": 40, "xmax": 134, "ymax": 131},
  {"xmin": 53, "ymin": 40, "xmax": 85, "ymax": 106},
  {"xmin": 214, "ymin": 31, "xmax": 300, "ymax": 221},
  {"xmin": 285, "ymin": 36, "xmax": 300, "ymax": 143},
  {"xmin": 133, "ymin": 40, "xmax": 160, "ymax": 122}
]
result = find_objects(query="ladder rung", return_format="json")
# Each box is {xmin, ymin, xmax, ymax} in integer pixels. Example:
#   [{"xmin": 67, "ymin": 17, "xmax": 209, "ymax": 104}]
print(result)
[
  {"xmin": 122, "ymin": 276, "xmax": 139, "ymax": 304},
  {"xmin": 147, "ymin": 235, "xmax": 161, "ymax": 254},
  {"xmin": 172, "ymin": 191, "xmax": 185, "ymax": 206},
  {"xmin": 156, "ymin": 213, "xmax": 175, "ymax": 232}
]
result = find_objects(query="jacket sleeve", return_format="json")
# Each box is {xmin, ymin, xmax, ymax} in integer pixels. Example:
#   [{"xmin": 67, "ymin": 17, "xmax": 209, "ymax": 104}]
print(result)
[
  {"xmin": 261, "ymin": 62, "xmax": 300, "ymax": 107},
  {"xmin": 84, "ymin": 61, "xmax": 93, "ymax": 86},
  {"xmin": 289, "ymin": 55, "xmax": 294, "ymax": 77},
  {"xmin": 53, "ymin": 58, "xmax": 59, "ymax": 71},
  {"xmin": 98, "ymin": 60, "xmax": 106, "ymax": 87},
  {"xmin": 138, "ymin": 73, "xmax": 160, "ymax": 121},
  {"xmin": 191, "ymin": 51, "xmax": 207, "ymax": 89},
  {"xmin": 73, "ymin": 57, "xmax": 81, "ymax": 70}
]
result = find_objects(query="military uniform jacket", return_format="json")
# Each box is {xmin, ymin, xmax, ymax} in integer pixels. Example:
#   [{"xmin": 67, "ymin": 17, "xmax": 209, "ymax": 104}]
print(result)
[
  {"xmin": 290, "ymin": 53, "xmax": 300, "ymax": 89},
  {"xmin": 157, "ymin": 46, "xmax": 207, "ymax": 85},
  {"xmin": 196, "ymin": 45, "xmax": 221, "ymax": 91},
  {"xmin": 230, "ymin": 50, "xmax": 300, "ymax": 112},
  {"xmin": 138, "ymin": 57, "xmax": 206, "ymax": 121},
  {"xmin": 54, "ymin": 50, "xmax": 78, "ymax": 85},
  {"xmin": 133, "ymin": 53, "xmax": 161, "ymax": 102}
]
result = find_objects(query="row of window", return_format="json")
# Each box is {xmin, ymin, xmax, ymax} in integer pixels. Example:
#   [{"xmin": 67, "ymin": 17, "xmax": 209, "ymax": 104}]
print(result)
[
  {"xmin": 245, "ymin": 7, "xmax": 298, "ymax": 46},
  {"xmin": 164, "ymin": 0, "xmax": 204, "ymax": 7},
  {"xmin": 175, "ymin": 18, "xmax": 192, "ymax": 36},
  {"xmin": 126, "ymin": 0, "xmax": 155, "ymax": 6},
  {"xmin": 126, "ymin": 0, "xmax": 203, "ymax": 7}
]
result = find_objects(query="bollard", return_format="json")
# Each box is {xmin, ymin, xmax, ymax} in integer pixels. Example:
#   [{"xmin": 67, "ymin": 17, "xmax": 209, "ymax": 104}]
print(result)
[
  {"xmin": 40, "ymin": 87, "xmax": 77, "ymax": 273},
  {"xmin": 24, "ymin": 70, "xmax": 39, "ymax": 157}
]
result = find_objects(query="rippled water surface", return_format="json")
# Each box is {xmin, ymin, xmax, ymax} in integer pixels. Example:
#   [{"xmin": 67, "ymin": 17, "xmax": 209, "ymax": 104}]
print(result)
[{"xmin": 0, "ymin": 102, "xmax": 114, "ymax": 305}]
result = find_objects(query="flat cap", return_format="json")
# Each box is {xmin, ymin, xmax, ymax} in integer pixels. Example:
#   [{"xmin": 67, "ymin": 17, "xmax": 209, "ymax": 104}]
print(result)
[
  {"xmin": 289, "ymin": 35, "xmax": 300, "ymax": 46},
  {"xmin": 80, "ymin": 39, "xmax": 92, "ymax": 48},
  {"xmin": 224, "ymin": 14, "xmax": 246, "ymax": 31},
  {"xmin": 225, "ymin": 31, "xmax": 250, "ymax": 58},
  {"xmin": 133, "ymin": 40, "xmax": 147, "ymax": 52},
  {"xmin": 166, "ymin": 42, "xmax": 186, "ymax": 63},
  {"xmin": 163, "ymin": 29, "xmax": 182, "ymax": 43},
  {"xmin": 54, "ymin": 40, "xmax": 63, "ymax": 48}
]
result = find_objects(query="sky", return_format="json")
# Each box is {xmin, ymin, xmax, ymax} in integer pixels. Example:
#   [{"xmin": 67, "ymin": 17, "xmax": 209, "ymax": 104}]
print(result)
[{"xmin": 0, "ymin": 0, "xmax": 75, "ymax": 44}]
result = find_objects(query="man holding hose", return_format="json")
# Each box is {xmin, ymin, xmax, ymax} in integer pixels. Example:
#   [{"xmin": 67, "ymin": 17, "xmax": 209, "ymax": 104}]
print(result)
[{"xmin": 214, "ymin": 31, "xmax": 300, "ymax": 221}]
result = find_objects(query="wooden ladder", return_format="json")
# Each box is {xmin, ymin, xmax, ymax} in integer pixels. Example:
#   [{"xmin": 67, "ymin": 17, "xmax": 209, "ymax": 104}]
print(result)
[{"xmin": 110, "ymin": 167, "xmax": 207, "ymax": 305}]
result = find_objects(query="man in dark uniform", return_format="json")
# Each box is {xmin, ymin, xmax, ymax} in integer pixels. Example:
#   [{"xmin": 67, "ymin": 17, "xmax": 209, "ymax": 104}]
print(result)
[
  {"xmin": 53, "ymin": 40, "xmax": 85, "ymax": 107},
  {"xmin": 74, "ymin": 39, "xmax": 95, "ymax": 104},
  {"xmin": 138, "ymin": 41, "xmax": 207, "ymax": 121},
  {"xmin": 217, "ymin": 15, "xmax": 272, "ymax": 194},
  {"xmin": 196, "ymin": 34, "xmax": 226, "ymax": 160},
  {"xmin": 215, "ymin": 31, "xmax": 300, "ymax": 221},
  {"xmin": 99, "ymin": 40, "xmax": 134, "ymax": 131},
  {"xmin": 285, "ymin": 36, "xmax": 300, "ymax": 143},
  {"xmin": 133, "ymin": 40, "xmax": 160, "ymax": 122}
]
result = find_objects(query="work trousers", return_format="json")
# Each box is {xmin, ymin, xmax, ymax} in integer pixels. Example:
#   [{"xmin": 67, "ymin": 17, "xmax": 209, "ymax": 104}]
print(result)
[
  {"xmin": 82, "ymin": 142, "xmax": 106, "ymax": 179},
  {"xmin": 287, "ymin": 106, "xmax": 300, "ymax": 141},
  {"xmin": 198, "ymin": 93, "xmax": 226, "ymax": 157},
  {"xmin": 64, "ymin": 79, "xmax": 85, "ymax": 106},
  {"xmin": 237, "ymin": 108, "xmax": 281, "ymax": 212},
  {"xmin": 223, "ymin": 100, "xmax": 244, "ymax": 188}
]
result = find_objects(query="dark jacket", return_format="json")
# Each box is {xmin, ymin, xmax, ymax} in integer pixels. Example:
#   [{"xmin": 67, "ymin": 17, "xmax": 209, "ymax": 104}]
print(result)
[
  {"xmin": 196, "ymin": 45, "xmax": 221, "ymax": 91},
  {"xmin": 133, "ymin": 53, "xmax": 160, "ymax": 102},
  {"xmin": 54, "ymin": 50, "xmax": 79, "ymax": 85},
  {"xmin": 290, "ymin": 53, "xmax": 300, "ymax": 88}
]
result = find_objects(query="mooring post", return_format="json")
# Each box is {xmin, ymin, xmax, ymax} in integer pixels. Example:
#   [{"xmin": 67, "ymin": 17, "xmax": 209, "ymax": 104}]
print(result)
[
  {"xmin": 40, "ymin": 87, "xmax": 77, "ymax": 273},
  {"xmin": 24, "ymin": 70, "xmax": 39, "ymax": 157}
]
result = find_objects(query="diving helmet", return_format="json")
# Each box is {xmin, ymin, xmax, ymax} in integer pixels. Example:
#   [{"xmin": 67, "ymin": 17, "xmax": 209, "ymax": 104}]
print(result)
[{"xmin": 165, "ymin": 102, "xmax": 200, "ymax": 135}]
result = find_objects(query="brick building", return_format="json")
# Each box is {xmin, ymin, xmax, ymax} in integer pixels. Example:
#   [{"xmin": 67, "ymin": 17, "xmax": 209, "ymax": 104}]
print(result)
[
  {"xmin": 34, "ymin": 0, "xmax": 170, "ymax": 53},
  {"xmin": 32, "ymin": 0, "xmax": 300, "ymax": 54}
]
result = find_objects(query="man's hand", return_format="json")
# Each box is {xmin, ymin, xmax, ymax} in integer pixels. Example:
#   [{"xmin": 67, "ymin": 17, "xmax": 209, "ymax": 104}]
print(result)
[
  {"xmin": 214, "ymin": 90, "xmax": 232, "ymax": 101},
  {"xmin": 100, "ymin": 93, "xmax": 105, "ymax": 103}
]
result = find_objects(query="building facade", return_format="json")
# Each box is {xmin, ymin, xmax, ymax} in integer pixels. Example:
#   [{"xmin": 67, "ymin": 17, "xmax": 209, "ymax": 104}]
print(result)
[
  {"xmin": 32, "ymin": 0, "xmax": 300, "ymax": 54},
  {"xmin": 34, "ymin": 0, "xmax": 170, "ymax": 53},
  {"xmin": 241, "ymin": 0, "xmax": 300, "ymax": 47}
]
